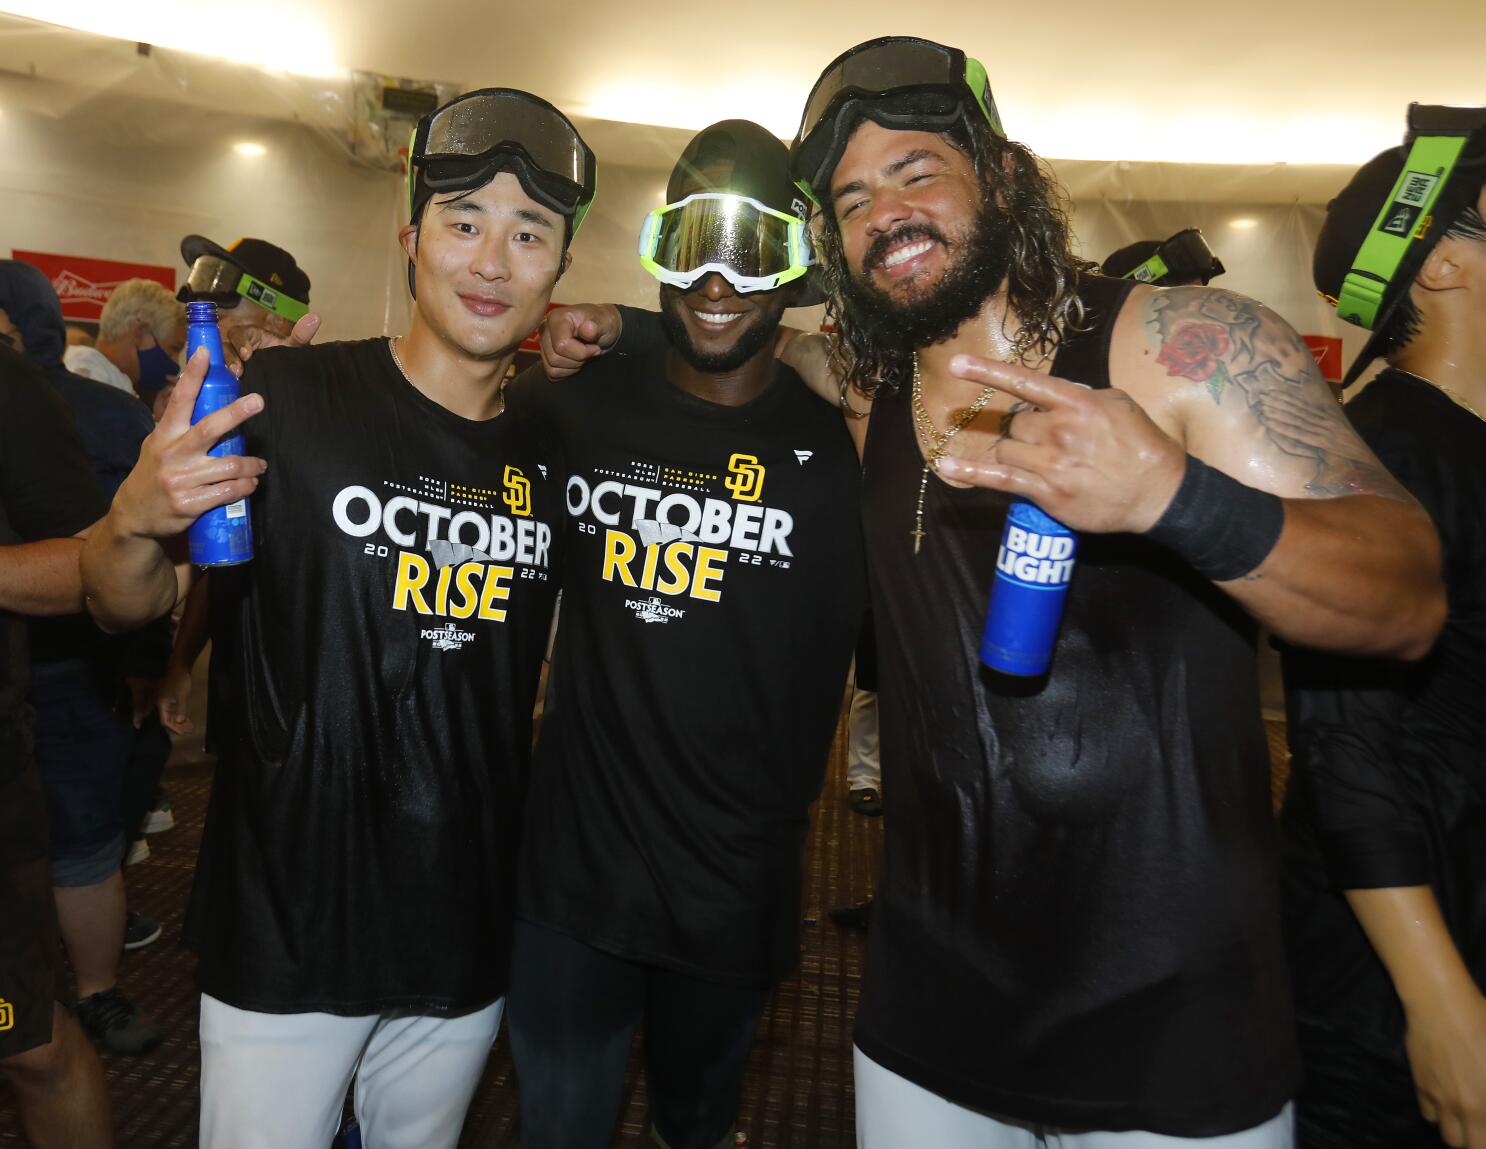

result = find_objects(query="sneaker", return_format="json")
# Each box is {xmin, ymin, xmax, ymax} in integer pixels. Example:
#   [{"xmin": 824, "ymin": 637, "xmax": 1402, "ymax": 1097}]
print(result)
[
  {"xmin": 123, "ymin": 910, "xmax": 162, "ymax": 951},
  {"xmin": 847, "ymin": 787, "xmax": 883, "ymax": 816},
  {"xmin": 828, "ymin": 897, "xmax": 874, "ymax": 930},
  {"xmin": 123, "ymin": 838, "xmax": 150, "ymax": 866},
  {"xmin": 76, "ymin": 987, "xmax": 163, "ymax": 1055},
  {"xmin": 141, "ymin": 794, "xmax": 174, "ymax": 834}
]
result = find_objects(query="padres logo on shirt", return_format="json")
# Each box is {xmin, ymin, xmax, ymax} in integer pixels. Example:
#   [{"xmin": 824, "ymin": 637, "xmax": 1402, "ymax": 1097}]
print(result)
[
  {"xmin": 724, "ymin": 453, "xmax": 765, "ymax": 503},
  {"xmin": 502, "ymin": 466, "xmax": 533, "ymax": 517}
]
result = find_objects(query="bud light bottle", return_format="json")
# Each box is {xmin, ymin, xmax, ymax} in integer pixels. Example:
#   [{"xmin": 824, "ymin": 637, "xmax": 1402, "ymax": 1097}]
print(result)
[
  {"xmin": 980, "ymin": 499, "xmax": 1077, "ymax": 676},
  {"xmin": 185, "ymin": 301, "xmax": 254, "ymax": 567}
]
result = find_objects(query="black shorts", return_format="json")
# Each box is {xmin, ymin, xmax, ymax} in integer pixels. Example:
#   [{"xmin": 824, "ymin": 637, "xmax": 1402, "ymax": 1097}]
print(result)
[{"xmin": 0, "ymin": 763, "xmax": 64, "ymax": 1059}]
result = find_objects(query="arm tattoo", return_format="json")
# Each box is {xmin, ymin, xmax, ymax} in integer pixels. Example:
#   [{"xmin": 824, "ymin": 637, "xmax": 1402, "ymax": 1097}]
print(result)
[{"xmin": 1147, "ymin": 289, "xmax": 1405, "ymax": 499}]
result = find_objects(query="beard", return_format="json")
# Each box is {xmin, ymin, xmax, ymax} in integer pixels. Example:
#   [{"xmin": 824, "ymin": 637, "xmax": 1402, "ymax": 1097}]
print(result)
[
  {"xmin": 659, "ymin": 284, "xmax": 788, "ymax": 374},
  {"xmin": 838, "ymin": 198, "xmax": 1014, "ymax": 353}
]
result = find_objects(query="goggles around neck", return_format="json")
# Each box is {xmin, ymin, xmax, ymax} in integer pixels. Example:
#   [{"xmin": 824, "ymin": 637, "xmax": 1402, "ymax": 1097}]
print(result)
[
  {"xmin": 638, "ymin": 192, "xmax": 814, "ymax": 294},
  {"xmin": 791, "ymin": 36, "xmax": 1002, "ymax": 204},
  {"xmin": 408, "ymin": 88, "xmax": 596, "ymax": 235},
  {"xmin": 1123, "ymin": 228, "xmax": 1225, "ymax": 286},
  {"xmin": 1337, "ymin": 103, "xmax": 1486, "ymax": 331},
  {"xmin": 181, "ymin": 255, "xmax": 308, "ymax": 322}
]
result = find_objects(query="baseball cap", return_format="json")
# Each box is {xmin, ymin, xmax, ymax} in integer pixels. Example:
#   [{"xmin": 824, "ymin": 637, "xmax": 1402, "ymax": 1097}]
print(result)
[
  {"xmin": 1313, "ymin": 104, "xmax": 1486, "ymax": 386},
  {"xmin": 179, "ymin": 236, "xmax": 311, "ymax": 318}
]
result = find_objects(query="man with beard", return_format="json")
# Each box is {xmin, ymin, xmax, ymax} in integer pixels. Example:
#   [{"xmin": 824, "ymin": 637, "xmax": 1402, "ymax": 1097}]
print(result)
[
  {"xmin": 505, "ymin": 120, "xmax": 863, "ymax": 1149},
  {"xmin": 79, "ymin": 89, "xmax": 585, "ymax": 1149},
  {"xmin": 544, "ymin": 37, "xmax": 1444, "ymax": 1148}
]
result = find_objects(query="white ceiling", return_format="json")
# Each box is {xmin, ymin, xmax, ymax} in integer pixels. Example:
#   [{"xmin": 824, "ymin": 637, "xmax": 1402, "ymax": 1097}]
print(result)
[{"xmin": 1, "ymin": 0, "xmax": 1482, "ymax": 167}]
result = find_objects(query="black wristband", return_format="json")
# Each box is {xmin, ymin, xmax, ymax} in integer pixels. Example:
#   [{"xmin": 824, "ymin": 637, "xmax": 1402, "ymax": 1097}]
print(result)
[{"xmin": 1144, "ymin": 455, "xmax": 1284, "ymax": 582}]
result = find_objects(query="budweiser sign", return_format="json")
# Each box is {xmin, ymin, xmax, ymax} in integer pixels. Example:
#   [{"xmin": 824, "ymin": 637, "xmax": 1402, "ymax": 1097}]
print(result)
[{"xmin": 12, "ymin": 250, "xmax": 176, "ymax": 323}]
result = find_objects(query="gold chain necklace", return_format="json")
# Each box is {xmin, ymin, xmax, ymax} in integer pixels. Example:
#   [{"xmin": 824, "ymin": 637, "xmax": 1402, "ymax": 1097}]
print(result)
[
  {"xmin": 389, "ymin": 336, "xmax": 507, "ymax": 416},
  {"xmin": 909, "ymin": 353, "xmax": 998, "ymax": 554}
]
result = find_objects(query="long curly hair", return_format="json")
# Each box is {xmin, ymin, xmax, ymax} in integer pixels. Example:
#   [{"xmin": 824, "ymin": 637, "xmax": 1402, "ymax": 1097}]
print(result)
[{"xmin": 814, "ymin": 114, "xmax": 1095, "ymax": 397}]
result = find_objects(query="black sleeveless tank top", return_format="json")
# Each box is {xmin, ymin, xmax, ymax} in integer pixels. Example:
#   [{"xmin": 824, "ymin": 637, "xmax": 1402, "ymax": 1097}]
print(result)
[{"xmin": 854, "ymin": 275, "xmax": 1298, "ymax": 1135}]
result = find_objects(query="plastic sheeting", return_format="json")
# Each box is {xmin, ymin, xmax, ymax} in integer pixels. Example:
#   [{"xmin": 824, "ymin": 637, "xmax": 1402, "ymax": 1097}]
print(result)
[{"xmin": 0, "ymin": 12, "xmax": 1373, "ymax": 385}]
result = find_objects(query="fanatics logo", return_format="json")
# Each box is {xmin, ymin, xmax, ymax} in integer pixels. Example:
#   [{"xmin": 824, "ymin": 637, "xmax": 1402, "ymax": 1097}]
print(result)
[
  {"xmin": 420, "ymin": 622, "xmax": 476, "ymax": 651},
  {"xmin": 793, "ymin": 450, "xmax": 813, "ymax": 465}
]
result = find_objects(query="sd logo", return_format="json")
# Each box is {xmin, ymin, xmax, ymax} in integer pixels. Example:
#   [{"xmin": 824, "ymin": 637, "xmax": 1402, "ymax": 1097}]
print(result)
[
  {"xmin": 724, "ymin": 453, "xmax": 765, "ymax": 503},
  {"xmin": 0, "ymin": 998, "xmax": 13, "ymax": 1032},
  {"xmin": 501, "ymin": 465, "xmax": 532, "ymax": 518}
]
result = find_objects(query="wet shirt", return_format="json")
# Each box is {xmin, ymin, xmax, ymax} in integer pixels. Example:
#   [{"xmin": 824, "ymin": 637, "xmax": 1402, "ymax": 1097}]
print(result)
[
  {"xmin": 854, "ymin": 275, "xmax": 1298, "ymax": 1136},
  {"xmin": 187, "ymin": 339, "xmax": 559, "ymax": 1014},
  {"xmin": 0, "ymin": 347, "xmax": 107, "ymax": 787},
  {"xmin": 1282, "ymin": 371, "xmax": 1486, "ymax": 1062},
  {"xmin": 512, "ymin": 350, "xmax": 863, "ymax": 986}
]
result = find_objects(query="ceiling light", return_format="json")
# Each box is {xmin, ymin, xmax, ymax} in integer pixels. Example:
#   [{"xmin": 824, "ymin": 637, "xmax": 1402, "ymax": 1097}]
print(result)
[
  {"xmin": 1228, "ymin": 218, "xmax": 1258, "ymax": 230},
  {"xmin": 233, "ymin": 141, "xmax": 267, "ymax": 157},
  {"xmin": 2, "ymin": 2, "xmax": 341, "ymax": 78}
]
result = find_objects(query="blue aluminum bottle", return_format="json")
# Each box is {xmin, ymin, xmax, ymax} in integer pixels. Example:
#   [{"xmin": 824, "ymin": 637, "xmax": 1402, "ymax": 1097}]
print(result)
[
  {"xmin": 185, "ymin": 302, "xmax": 254, "ymax": 567},
  {"xmin": 979, "ymin": 498, "xmax": 1077, "ymax": 677}
]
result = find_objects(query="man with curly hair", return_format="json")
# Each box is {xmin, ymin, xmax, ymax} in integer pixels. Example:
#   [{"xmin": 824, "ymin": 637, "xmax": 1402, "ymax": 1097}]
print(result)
[
  {"xmin": 790, "ymin": 35, "xmax": 1446, "ymax": 1148},
  {"xmin": 542, "ymin": 34, "xmax": 1447, "ymax": 1149}
]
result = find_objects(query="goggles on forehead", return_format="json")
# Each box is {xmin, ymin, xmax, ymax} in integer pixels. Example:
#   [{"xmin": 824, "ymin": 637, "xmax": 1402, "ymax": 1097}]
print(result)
[
  {"xmin": 180, "ymin": 255, "xmax": 309, "ymax": 322},
  {"xmin": 791, "ymin": 36, "xmax": 1002, "ymax": 204},
  {"xmin": 1337, "ymin": 103, "xmax": 1486, "ymax": 332},
  {"xmin": 408, "ymin": 88, "xmax": 597, "ymax": 235},
  {"xmin": 638, "ymin": 193, "xmax": 814, "ymax": 294},
  {"xmin": 1123, "ymin": 228, "xmax": 1225, "ymax": 286}
]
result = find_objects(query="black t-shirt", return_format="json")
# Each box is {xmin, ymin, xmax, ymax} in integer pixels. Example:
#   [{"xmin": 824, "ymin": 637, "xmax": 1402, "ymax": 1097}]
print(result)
[
  {"xmin": 1282, "ymin": 371, "xmax": 1486, "ymax": 1064},
  {"xmin": 854, "ymin": 275, "xmax": 1297, "ymax": 1136},
  {"xmin": 187, "ymin": 339, "xmax": 560, "ymax": 1014},
  {"xmin": 0, "ymin": 347, "xmax": 107, "ymax": 787},
  {"xmin": 512, "ymin": 349, "xmax": 864, "ymax": 986}
]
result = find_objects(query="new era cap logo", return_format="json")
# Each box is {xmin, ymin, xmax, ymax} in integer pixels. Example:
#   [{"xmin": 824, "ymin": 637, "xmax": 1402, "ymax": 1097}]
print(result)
[{"xmin": 1378, "ymin": 170, "xmax": 1440, "ymax": 238}]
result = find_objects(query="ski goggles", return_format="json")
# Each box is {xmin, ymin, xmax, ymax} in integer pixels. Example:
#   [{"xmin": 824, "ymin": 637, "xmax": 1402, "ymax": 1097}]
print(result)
[
  {"xmin": 408, "ymin": 88, "xmax": 596, "ymax": 234},
  {"xmin": 791, "ymin": 36, "xmax": 1002, "ymax": 203},
  {"xmin": 638, "ymin": 193, "xmax": 814, "ymax": 293},
  {"xmin": 1123, "ymin": 228, "xmax": 1225, "ymax": 286},
  {"xmin": 179, "ymin": 255, "xmax": 309, "ymax": 322},
  {"xmin": 1335, "ymin": 103, "xmax": 1486, "ymax": 333}
]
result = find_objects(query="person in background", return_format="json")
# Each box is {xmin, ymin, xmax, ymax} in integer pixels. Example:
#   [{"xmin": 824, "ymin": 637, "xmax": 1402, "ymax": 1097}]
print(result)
[
  {"xmin": 0, "ymin": 340, "xmax": 114, "ymax": 1147},
  {"xmin": 0, "ymin": 260, "xmax": 165, "ymax": 1056},
  {"xmin": 1101, "ymin": 227, "xmax": 1227, "ymax": 288},
  {"xmin": 1282, "ymin": 107, "xmax": 1486, "ymax": 1149},
  {"xmin": 64, "ymin": 279, "xmax": 187, "ymax": 402},
  {"xmin": 154, "ymin": 235, "xmax": 312, "ymax": 419}
]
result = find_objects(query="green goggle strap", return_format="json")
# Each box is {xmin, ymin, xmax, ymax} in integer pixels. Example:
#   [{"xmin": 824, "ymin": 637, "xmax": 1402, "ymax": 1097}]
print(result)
[
  {"xmin": 963, "ymin": 57, "xmax": 1003, "ymax": 138},
  {"xmin": 1336, "ymin": 133, "xmax": 1468, "ymax": 329},
  {"xmin": 1124, "ymin": 252, "xmax": 1170, "ymax": 285},
  {"xmin": 236, "ymin": 272, "xmax": 309, "ymax": 322}
]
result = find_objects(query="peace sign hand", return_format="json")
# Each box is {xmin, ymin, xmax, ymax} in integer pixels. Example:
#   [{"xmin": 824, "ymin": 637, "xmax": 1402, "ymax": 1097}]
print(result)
[{"xmin": 935, "ymin": 355, "xmax": 1186, "ymax": 535}]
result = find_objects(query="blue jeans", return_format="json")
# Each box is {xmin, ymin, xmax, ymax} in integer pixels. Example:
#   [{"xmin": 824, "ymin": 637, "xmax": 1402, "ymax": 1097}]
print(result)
[{"xmin": 29, "ymin": 659, "xmax": 132, "ymax": 888}]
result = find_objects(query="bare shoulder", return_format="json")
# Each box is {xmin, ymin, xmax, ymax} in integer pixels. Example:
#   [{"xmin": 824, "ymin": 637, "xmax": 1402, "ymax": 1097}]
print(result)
[{"xmin": 1110, "ymin": 285, "xmax": 1410, "ymax": 501}]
